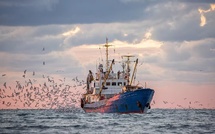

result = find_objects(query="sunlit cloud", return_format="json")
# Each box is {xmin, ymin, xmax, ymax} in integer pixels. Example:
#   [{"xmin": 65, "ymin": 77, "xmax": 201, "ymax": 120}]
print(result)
[
  {"xmin": 199, "ymin": 13, "xmax": 206, "ymax": 27},
  {"xmin": 62, "ymin": 26, "xmax": 80, "ymax": 37},
  {"xmin": 137, "ymin": 39, "xmax": 163, "ymax": 48},
  {"xmin": 60, "ymin": 26, "xmax": 81, "ymax": 48},
  {"xmin": 198, "ymin": 4, "xmax": 215, "ymax": 27},
  {"xmin": 67, "ymin": 37, "xmax": 163, "ymax": 69},
  {"xmin": 123, "ymin": 33, "xmax": 128, "ymax": 37},
  {"xmin": 144, "ymin": 32, "xmax": 152, "ymax": 39},
  {"xmin": 210, "ymin": 4, "xmax": 215, "ymax": 10}
]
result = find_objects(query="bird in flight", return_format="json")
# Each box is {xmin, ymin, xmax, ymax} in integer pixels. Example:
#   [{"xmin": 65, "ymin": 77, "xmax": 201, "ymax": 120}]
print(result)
[{"xmin": 3, "ymin": 82, "xmax": 7, "ymax": 89}]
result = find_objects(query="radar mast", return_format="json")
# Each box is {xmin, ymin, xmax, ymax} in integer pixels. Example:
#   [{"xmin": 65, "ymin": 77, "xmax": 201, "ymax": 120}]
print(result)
[
  {"xmin": 122, "ymin": 55, "xmax": 135, "ymax": 84},
  {"xmin": 104, "ymin": 38, "xmax": 112, "ymax": 72}
]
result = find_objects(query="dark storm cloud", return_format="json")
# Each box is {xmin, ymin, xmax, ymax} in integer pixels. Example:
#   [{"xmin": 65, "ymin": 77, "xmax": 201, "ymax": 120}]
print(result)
[{"xmin": 0, "ymin": 0, "xmax": 155, "ymax": 26}]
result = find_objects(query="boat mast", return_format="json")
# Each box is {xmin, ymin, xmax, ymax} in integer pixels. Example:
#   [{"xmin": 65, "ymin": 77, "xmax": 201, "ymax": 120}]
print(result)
[
  {"xmin": 130, "ymin": 58, "xmax": 138, "ymax": 85},
  {"xmin": 122, "ymin": 55, "xmax": 135, "ymax": 84},
  {"xmin": 104, "ymin": 38, "xmax": 112, "ymax": 72}
]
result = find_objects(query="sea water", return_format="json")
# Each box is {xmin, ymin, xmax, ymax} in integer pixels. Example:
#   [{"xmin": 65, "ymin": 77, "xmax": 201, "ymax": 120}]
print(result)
[{"xmin": 0, "ymin": 109, "xmax": 214, "ymax": 134}]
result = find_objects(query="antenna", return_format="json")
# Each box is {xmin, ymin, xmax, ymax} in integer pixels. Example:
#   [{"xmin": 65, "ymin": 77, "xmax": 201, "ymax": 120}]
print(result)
[
  {"xmin": 104, "ymin": 38, "xmax": 112, "ymax": 72},
  {"xmin": 121, "ymin": 55, "xmax": 135, "ymax": 84}
]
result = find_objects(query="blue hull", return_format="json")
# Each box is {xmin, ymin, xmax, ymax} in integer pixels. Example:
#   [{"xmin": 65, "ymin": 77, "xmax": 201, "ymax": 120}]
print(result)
[{"xmin": 83, "ymin": 88, "xmax": 155, "ymax": 113}]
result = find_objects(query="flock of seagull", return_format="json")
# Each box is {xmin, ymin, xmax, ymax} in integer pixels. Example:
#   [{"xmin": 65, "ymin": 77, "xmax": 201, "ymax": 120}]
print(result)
[
  {"xmin": 150, "ymin": 98, "xmax": 211, "ymax": 109},
  {"xmin": 0, "ymin": 70, "xmax": 86, "ymax": 110}
]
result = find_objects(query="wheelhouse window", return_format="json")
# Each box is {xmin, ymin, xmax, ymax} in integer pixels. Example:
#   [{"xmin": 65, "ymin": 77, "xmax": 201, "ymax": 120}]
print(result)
[
  {"xmin": 124, "ymin": 82, "xmax": 126, "ymax": 86},
  {"xmin": 106, "ymin": 82, "xmax": 110, "ymax": 86},
  {"xmin": 112, "ymin": 82, "xmax": 116, "ymax": 86},
  {"xmin": 118, "ymin": 82, "xmax": 122, "ymax": 86}
]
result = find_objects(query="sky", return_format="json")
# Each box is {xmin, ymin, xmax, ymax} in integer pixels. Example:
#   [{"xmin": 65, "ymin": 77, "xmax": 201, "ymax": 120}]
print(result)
[{"xmin": 0, "ymin": 0, "xmax": 215, "ymax": 109}]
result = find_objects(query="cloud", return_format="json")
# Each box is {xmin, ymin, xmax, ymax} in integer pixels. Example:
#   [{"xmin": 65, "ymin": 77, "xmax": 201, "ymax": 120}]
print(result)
[
  {"xmin": 198, "ymin": 4, "xmax": 215, "ymax": 26},
  {"xmin": 0, "ymin": 0, "xmax": 152, "ymax": 26},
  {"xmin": 0, "ymin": 0, "xmax": 59, "ymax": 10},
  {"xmin": 159, "ymin": 38, "xmax": 215, "ymax": 74},
  {"xmin": 0, "ymin": 26, "xmax": 64, "ymax": 54},
  {"xmin": 144, "ymin": 30, "xmax": 152, "ymax": 39},
  {"xmin": 211, "ymin": 4, "xmax": 215, "ymax": 10},
  {"xmin": 198, "ymin": 9, "xmax": 207, "ymax": 26},
  {"xmin": 0, "ymin": 47, "xmax": 83, "ymax": 82},
  {"xmin": 62, "ymin": 27, "xmax": 80, "ymax": 37},
  {"xmin": 60, "ymin": 26, "xmax": 81, "ymax": 48},
  {"xmin": 1, "ymin": 1, "xmax": 215, "ymax": 43}
]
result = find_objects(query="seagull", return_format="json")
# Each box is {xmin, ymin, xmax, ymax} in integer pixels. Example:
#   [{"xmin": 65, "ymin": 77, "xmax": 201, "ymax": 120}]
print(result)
[
  {"xmin": 6, "ymin": 102, "xmax": 11, "ymax": 106},
  {"xmin": 3, "ymin": 82, "xmax": 7, "ymax": 89},
  {"xmin": 163, "ymin": 101, "xmax": 168, "ymax": 104},
  {"xmin": 27, "ymin": 79, "xmax": 32, "ymax": 86},
  {"xmin": 35, "ymin": 102, "xmax": 39, "ymax": 107},
  {"xmin": 24, "ymin": 70, "xmax": 27, "ymax": 74},
  {"xmin": 48, "ymin": 77, "xmax": 54, "ymax": 83}
]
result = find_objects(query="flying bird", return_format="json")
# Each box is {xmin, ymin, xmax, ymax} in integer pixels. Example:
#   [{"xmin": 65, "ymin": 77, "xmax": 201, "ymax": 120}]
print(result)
[{"xmin": 3, "ymin": 82, "xmax": 7, "ymax": 89}]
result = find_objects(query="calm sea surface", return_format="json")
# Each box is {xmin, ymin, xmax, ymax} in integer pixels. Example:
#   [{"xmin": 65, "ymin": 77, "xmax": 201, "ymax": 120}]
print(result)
[{"xmin": 0, "ymin": 109, "xmax": 214, "ymax": 134}]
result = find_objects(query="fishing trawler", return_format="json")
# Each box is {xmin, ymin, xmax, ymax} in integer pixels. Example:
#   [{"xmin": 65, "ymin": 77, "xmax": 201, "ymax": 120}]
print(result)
[{"xmin": 80, "ymin": 39, "xmax": 155, "ymax": 113}]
